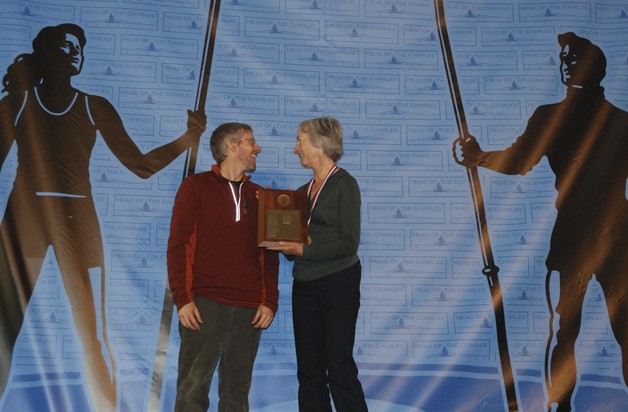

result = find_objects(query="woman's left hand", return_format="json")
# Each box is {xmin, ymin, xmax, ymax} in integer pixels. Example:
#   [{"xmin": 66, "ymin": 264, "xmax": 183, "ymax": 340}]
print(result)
[
  {"xmin": 186, "ymin": 109, "xmax": 207, "ymax": 136},
  {"xmin": 268, "ymin": 241, "xmax": 304, "ymax": 256}
]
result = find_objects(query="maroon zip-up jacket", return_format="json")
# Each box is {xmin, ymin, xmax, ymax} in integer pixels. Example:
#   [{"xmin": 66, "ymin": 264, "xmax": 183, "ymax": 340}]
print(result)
[{"xmin": 167, "ymin": 165, "xmax": 279, "ymax": 313}]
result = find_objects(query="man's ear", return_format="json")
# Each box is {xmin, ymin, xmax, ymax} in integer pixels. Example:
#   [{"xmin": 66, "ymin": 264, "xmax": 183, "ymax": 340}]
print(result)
[{"xmin": 227, "ymin": 139, "xmax": 239, "ymax": 154}]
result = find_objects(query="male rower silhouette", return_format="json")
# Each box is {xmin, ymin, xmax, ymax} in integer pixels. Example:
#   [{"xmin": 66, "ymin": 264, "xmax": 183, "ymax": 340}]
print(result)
[{"xmin": 454, "ymin": 32, "xmax": 628, "ymax": 411}]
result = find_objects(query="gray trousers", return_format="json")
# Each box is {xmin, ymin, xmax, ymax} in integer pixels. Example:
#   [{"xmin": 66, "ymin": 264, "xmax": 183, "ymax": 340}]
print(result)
[{"xmin": 174, "ymin": 298, "xmax": 262, "ymax": 412}]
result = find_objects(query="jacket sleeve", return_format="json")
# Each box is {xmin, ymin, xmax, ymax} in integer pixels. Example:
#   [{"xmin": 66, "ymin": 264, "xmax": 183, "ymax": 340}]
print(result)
[
  {"xmin": 167, "ymin": 177, "xmax": 199, "ymax": 309},
  {"xmin": 259, "ymin": 248, "xmax": 280, "ymax": 314},
  {"xmin": 478, "ymin": 106, "xmax": 548, "ymax": 175}
]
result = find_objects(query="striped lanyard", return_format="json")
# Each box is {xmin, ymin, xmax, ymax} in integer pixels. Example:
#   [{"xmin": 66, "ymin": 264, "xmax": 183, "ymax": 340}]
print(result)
[{"xmin": 306, "ymin": 164, "xmax": 337, "ymax": 225}]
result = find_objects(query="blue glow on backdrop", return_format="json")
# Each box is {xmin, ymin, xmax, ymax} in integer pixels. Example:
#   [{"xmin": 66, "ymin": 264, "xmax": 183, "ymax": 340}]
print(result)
[{"xmin": 0, "ymin": 1, "xmax": 627, "ymax": 411}]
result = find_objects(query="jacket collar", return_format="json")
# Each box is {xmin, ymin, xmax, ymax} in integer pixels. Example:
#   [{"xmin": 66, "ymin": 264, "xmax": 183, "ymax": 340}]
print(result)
[{"xmin": 211, "ymin": 164, "xmax": 251, "ymax": 183}]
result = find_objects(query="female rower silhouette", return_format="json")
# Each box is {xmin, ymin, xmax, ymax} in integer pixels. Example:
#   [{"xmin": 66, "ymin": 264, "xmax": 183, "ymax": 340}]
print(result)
[{"xmin": 0, "ymin": 23, "xmax": 206, "ymax": 411}]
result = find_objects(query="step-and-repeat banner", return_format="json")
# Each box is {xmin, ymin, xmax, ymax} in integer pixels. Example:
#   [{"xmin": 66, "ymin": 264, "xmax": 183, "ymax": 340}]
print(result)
[{"xmin": 0, "ymin": 1, "xmax": 626, "ymax": 411}]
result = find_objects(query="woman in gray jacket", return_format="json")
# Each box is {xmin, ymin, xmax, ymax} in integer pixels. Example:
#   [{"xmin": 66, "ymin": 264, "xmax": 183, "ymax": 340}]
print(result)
[{"xmin": 270, "ymin": 116, "xmax": 368, "ymax": 412}]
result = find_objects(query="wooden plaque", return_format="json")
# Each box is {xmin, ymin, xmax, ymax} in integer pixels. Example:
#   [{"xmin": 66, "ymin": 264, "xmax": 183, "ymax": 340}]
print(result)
[{"xmin": 258, "ymin": 189, "xmax": 308, "ymax": 247}]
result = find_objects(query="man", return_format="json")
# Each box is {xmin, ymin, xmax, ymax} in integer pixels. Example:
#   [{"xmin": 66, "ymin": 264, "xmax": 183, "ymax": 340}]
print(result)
[
  {"xmin": 167, "ymin": 122, "xmax": 279, "ymax": 411},
  {"xmin": 454, "ymin": 32, "xmax": 627, "ymax": 411}
]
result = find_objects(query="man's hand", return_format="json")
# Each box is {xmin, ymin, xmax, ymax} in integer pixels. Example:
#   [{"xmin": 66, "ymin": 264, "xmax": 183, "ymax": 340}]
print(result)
[
  {"xmin": 452, "ymin": 134, "xmax": 482, "ymax": 168},
  {"xmin": 178, "ymin": 301, "xmax": 203, "ymax": 330},
  {"xmin": 252, "ymin": 305, "xmax": 274, "ymax": 329}
]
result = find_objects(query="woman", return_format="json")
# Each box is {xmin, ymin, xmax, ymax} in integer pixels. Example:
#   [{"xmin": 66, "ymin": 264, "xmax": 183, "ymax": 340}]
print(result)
[
  {"xmin": 269, "ymin": 117, "xmax": 368, "ymax": 412},
  {"xmin": 0, "ymin": 23, "xmax": 205, "ymax": 410}
]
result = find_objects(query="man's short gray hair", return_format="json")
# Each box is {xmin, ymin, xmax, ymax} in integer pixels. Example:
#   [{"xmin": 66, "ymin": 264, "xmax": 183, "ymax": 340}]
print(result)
[{"xmin": 210, "ymin": 122, "xmax": 253, "ymax": 163}]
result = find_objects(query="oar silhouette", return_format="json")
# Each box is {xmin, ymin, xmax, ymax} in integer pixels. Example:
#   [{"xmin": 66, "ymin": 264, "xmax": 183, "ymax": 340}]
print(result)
[
  {"xmin": 148, "ymin": 1, "xmax": 222, "ymax": 409},
  {"xmin": 433, "ymin": 1, "xmax": 518, "ymax": 410}
]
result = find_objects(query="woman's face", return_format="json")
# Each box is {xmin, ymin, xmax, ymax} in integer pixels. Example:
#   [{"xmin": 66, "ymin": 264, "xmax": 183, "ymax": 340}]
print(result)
[
  {"xmin": 294, "ymin": 131, "xmax": 323, "ymax": 169},
  {"xmin": 57, "ymin": 33, "xmax": 84, "ymax": 76}
]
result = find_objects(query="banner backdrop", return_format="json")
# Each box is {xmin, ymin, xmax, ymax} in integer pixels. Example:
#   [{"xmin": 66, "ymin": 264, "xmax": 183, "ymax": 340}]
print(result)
[{"xmin": 0, "ymin": 1, "xmax": 627, "ymax": 411}]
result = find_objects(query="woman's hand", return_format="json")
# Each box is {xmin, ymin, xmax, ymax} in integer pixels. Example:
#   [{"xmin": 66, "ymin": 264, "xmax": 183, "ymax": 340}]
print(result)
[
  {"xmin": 187, "ymin": 109, "xmax": 207, "ymax": 135},
  {"xmin": 255, "ymin": 185, "xmax": 270, "ymax": 200},
  {"xmin": 184, "ymin": 109, "xmax": 207, "ymax": 146},
  {"xmin": 268, "ymin": 241, "xmax": 304, "ymax": 256}
]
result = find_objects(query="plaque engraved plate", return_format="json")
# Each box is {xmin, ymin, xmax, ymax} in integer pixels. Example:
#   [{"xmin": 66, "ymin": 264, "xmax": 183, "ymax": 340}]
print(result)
[{"xmin": 258, "ymin": 189, "xmax": 308, "ymax": 247}]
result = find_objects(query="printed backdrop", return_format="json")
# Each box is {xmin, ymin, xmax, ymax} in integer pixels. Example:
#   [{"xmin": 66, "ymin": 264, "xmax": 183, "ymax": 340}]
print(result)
[{"xmin": 0, "ymin": 0, "xmax": 627, "ymax": 411}]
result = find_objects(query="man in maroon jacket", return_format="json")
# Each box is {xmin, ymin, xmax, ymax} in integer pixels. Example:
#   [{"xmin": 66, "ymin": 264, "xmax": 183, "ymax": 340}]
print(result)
[{"xmin": 167, "ymin": 122, "xmax": 279, "ymax": 412}]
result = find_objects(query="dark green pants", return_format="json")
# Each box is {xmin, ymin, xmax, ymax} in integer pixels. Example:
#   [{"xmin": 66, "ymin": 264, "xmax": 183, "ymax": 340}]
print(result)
[{"xmin": 175, "ymin": 298, "xmax": 262, "ymax": 412}]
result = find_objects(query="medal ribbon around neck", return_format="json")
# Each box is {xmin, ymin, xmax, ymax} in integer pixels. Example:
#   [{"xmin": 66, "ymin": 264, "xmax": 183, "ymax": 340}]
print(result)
[{"xmin": 306, "ymin": 164, "xmax": 338, "ymax": 225}]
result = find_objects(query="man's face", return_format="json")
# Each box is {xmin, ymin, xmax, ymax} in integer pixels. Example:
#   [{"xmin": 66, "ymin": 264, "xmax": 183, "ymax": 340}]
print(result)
[
  {"xmin": 58, "ymin": 33, "xmax": 84, "ymax": 75},
  {"xmin": 236, "ymin": 131, "xmax": 261, "ymax": 172},
  {"xmin": 560, "ymin": 44, "xmax": 580, "ymax": 87}
]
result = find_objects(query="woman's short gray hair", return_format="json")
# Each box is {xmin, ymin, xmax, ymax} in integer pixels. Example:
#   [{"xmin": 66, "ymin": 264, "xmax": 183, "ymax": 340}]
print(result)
[
  {"xmin": 210, "ymin": 122, "xmax": 252, "ymax": 163},
  {"xmin": 297, "ymin": 116, "xmax": 343, "ymax": 162}
]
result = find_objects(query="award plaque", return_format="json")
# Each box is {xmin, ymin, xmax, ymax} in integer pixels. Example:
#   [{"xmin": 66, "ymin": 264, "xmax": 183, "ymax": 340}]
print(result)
[{"xmin": 258, "ymin": 188, "xmax": 308, "ymax": 247}]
